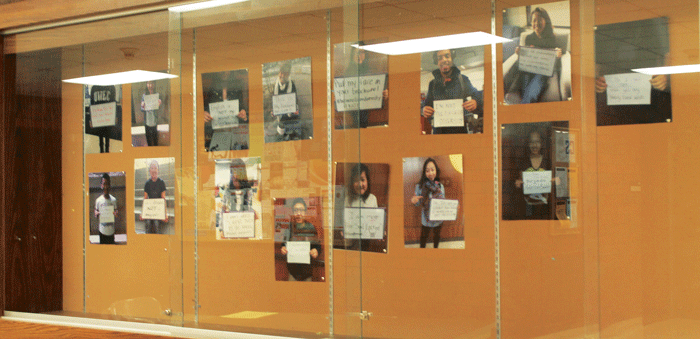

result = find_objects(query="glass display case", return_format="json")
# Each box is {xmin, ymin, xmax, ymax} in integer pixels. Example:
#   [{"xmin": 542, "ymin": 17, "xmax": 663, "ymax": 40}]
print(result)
[{"xmin": 1, "ymin": 0, "xmax": 699, "ymax": 338}]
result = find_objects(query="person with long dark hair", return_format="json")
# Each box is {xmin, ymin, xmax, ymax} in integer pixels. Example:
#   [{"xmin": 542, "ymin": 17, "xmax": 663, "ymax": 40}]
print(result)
[{"xmin": 410, "ymin": 158, "xmax": 445, "ymax": 248}]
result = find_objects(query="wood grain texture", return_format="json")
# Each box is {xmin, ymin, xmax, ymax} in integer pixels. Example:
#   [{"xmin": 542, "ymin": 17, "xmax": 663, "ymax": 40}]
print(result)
[
  {"xmin": 0, "ymin": 320, "xmax": 173, "ymax": 338},
  {"xmin": 3, "ymin": 47, "xmax": 63, "ymax": 313},
  {"xmin": 0, "ymin": 35, "xmax": 6, "ymax": 317}
]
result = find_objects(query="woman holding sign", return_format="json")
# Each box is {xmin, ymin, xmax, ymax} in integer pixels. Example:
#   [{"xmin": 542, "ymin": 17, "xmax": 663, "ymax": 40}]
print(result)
[
  {"xmin": 140, "ymin": 80, "xmax": 162, "ymax": 146},
  {"xmin": 505, "ymin": 7, "xmax": 563, "ymax": 104},
  {"xmin": 410, "ymin": 158, "xmax": 445, "ymax": 248},
  {"xmin": 514, "ymin": 130, "xmax": 552, "ymax": 219}
]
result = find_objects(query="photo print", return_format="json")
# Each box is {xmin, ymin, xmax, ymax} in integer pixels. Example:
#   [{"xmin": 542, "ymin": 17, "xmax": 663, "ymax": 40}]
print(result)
[
  {"xmin": 213, "ymin": 157, "xmax": 262, "ymax": 240},
  {"xmin": 273, "ymin": 196, "xmax": 324, "ymax": 282},
  {"xmin": 89, "ymin": 171, "xmax": 127, "ymax": 245},
  {"xmin": 134, "ymin": 157, "xmax": 175, "ymax": 234},
  {"xmin": 262, "ymin": 57, "xmax": 314, "ymax": 142}
]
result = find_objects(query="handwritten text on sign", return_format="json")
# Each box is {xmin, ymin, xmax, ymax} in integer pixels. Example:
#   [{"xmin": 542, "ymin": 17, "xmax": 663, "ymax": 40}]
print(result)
[
  {"xmin": 433, "ymin": 99, "xmax": 465, "ymax": 128},
  {"xmin": 286, "ymin": 241, "xmax": 311, "ymax": 264},
  {"xmin": 272, "ymin": 93, "xmax": 297, "ymax": 115},
  {"xmin": 209, "ymin": 100, "xmax": 239, "ymax": 129},
  {"xmin": 523, "ymin": 170, "xmax": 552, "ymax": 194},
  {"xmin": 605, "ymin": 73, "xmax": 652, "ymax": 105},
  {"xmin": 222, "ymin": 211, "xmax": 255, "ymax": 238},
  {"xmin": 334, "ymin": 74, "xmax": 386, "ymax": 112},
  {"xmin": 519, "ymin": 46, "xmax": 558, "ymax": 77},
  {"xmin": 90, "ymin": 102, "xmax": 117, "ymax": 128},
  {"xmin": 142, "ymin": 198, "xmax": 166, "ymax": 220},
  {"xmin": 144, "ymin": 93, "xmax": 160, "ymax": 111},
  {"xmin": 429, "ymin": 199, "xmax": 459, "ymax": 221},
  {"xmin": 344, "ymin": 207, "xmax": 385, "ymax": 240},
  {"xmin": 99, "ymin": 205, "xmax": 115, "ymax": 224}
]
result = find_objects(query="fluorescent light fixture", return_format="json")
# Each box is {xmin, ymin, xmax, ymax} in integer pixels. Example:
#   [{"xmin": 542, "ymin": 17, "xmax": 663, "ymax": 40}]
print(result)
[
  {"xmin": 632, "ymin": 64, "xmax": 700, "ymax": 75},
  {"xmin": 169, "ymin": 0, "xmax": 248, "ymax": 12},
  {"xmin": 353, "ymin": 32, "xmax": 511, "ymax": 55},
  {"xmin": 63, "ymin": 70, "xmax": 177, "ymax": 86}
]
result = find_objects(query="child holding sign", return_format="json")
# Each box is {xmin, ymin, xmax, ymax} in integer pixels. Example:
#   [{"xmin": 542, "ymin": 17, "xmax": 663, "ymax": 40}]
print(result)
[
  {"xmin": 514, "ymin": 130, "xmax": 552, "ymax": 219},
  {"xmin": 410, "ymin": 158, "xmax": 445, "ymax": 248},
  {"xmin": 94, "ymin": 173, "xmax": 118, "ymax": 244},
  {"xmin": 140, "ymin": 80, "xmax": 162, "ymax": 146}
]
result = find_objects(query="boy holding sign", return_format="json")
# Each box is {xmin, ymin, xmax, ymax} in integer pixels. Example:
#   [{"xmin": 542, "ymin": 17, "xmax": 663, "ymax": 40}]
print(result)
[
  {"xmin": 279, "ymin": 198, "xmax": 321, "ymax": 281},
  {"xmin": 94, "ymin": 173, "xmax": 118, "ymax": 244},
  {"xmin": 141, "ymin": 160, "xmax": 168, "ymax": 234}
]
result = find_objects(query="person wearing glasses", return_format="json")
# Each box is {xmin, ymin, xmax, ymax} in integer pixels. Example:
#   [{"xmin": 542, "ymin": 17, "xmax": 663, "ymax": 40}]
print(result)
[
  {"xmin": 514, "ymin": 130, "xmax": 552, "ymax": 219},
  {"xmin": 280, "ymin": 198, "xmax": 321, "ymax": 281}
]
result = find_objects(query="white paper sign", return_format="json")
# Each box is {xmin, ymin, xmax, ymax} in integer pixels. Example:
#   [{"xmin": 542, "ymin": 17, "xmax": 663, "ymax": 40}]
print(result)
[
  {"xmin": 333, "ymin": 74, "xmax": 386, "ymax": 112},
  {"xmin": 518, "ymin": 46, "xmax": 558, "ymax": 77},
  {"xmin": 343, "ymin": 208, "xmax": 385, "ymax": 240},
  {"xmin": 555, "ymin": 167, "xmax": 569, "ymax": 198},
  {"xmin": 90, "ymin": 102, "xmax": 117, "ymax": 128},
  {"xmin": 222, "ymin": 211, "xmax": 255, "ymax": 238},
  {"xmin": 286, "ymin": 241, "xmax": 311, "ymax": 264},
  {"xmin": 99, "ymin": 205, "xmax": 115, "ymax": 224},
  {"xmin": 209, "ymin": 100, "xmax": 240, "ymax": 129},
  {"xmin": 428, "ymin": 199, "xmax": 459, "ymax": 221},
  {"xmin": 433, "ymin": 99, "xmax": 465, "ymax": 128},
  {"xmin": 144, "ymin": 93, "xmax": 160, "ymax": 111},
  {"xmin": 605, "ymin": 73, "xmax": 652, "ymax": 105},
  {"xmin": 272, "ymin": 93, "xmax": 297, "ymax": 115},
  {"xmin": 142, "ymin": 198, "xmax": 166, "ymax": 220},
  {"xmin": 523, "ymin": 170, "xmax": 552, "ymax": 194}
]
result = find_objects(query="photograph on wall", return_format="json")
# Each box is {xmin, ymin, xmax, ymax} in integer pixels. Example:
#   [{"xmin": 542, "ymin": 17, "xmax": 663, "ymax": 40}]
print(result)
[
  {"xmin": 502, "ymin": 1, "xmax": 572, "ymax": 104},
  {"xmin": 89, "ymin": 171, "xmax": 126, "ymax": 245},
  {"xmin": 595, "ymin": 17, "xmax": 671, "ymax": 126},
  {"xmin": 332, "ymin": 41, "xmax": 388, "ymax": 129},
  {"xmin": 134, "ymin": 157, "xmax": 175, "ymax": 234},
  {"xmin": 262, "ymin": 57, "xmax": 313, "ymax": 142},
  {"xmin": 201, "ymin": 69, "xmax": 249, "ymax": 151},
  {"xmin": 84, "ymin": 84, "xmax": 123, "ymax": 153},
  {"xmin": 420, "ymin": 46, "xmax": 485, "ymax": 134},
  {"xmin": 273, "ymin": 196, "xmax": 324, "ymax": 282},
  {"xmin": 403, "ymin": 155, "xmax": 464, "ymax": 249},
  {"xmin": 501, "ymin": 121, "xmax": 570, "ymax": 220},
  {"xmin": 213, "ymin": 157, "xmax": 262, "ymax": 240},
  {"xmin": 333, "ymin": 163, "xmax": 390, "ymax": 253},
  {"xmin": 131, "ymin": 77, "xmax": 171, "ymax": 147}
]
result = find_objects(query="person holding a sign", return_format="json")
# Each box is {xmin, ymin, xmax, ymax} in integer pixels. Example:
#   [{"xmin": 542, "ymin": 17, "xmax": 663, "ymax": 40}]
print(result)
[
  {"xmin": 140, "ymin": 80, "xmax": 162, "ymax": 146},
  {"xmin": 514, "ymin": 130, "xmax": 553, "ymax": 219},
  {"xmin": 594, "ymin": 67, "xmax": 671, "ymax": 125},
  {"xmin": 505, "ymin": 7, "xmax": 563, "ymax": 104},
  {"xmin": 203, "ymin": 70, "xmax": 249, "ymax": 151},
  {"xmin": 270, "ymin": 62, "xmax": 302, "ymax": 141},
  {"xmin": 342, "ymin": 163, "xmax": 384, "ymax": 251},
  {"xmin": 280, "ymin": 198, "xmax": 321, "ymax": 281},
  {"xmin": 94, "ymin": 173, "xmax": 118, "ymax": 244},
  {"xmin": 336, "ymin": 45, "xmax": 389, "ymax": 129},
  {"xmin": 410, "ymin": 158, "xmax": 446, "ymax": 248},
  {"xmin": 88, "ymin": 84, "xmax": 117, "ymax": 153},
  {"xmin": 141, "ymin": 160, "xmax": 168, "ymax": 234},
  {"xmin": 422, "ymin": 49, "xmax": 483, "ymax": 134}
]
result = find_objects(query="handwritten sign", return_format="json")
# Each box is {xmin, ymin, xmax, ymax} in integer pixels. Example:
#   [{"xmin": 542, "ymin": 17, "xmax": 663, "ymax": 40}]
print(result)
[
  {"xmin": 428, "ymin": 199, "xmax": 459, "ymax": 221},
  {"xmin": 222, "ymin": 211, "xmax": 255, "ymax": 238},
  {"xmin": 209, "ymin": 100, "xmax": 240, "ymax": 129},
  {"xmin": 286, "ymin": 241, "xmax": 311, "ymax": 264},
  {"xmin": 555, "ymin": 167, "xmax": 568, "ymax": 198},
  {"xmin": 90, "ymin": 102, "xmax": 117, "ymax": 128},
  {"xmin": 519, "ymin": 46, "xmax": 558, "ymax": 77},
  {"xmin": 142, "ymin": 198, "xmax": 166, "ymax": 220},
  {"xmin": 605, "ymin": 73, "xmax": 652, "ymax": 105},
  {"xmin": 523, "ymin": 170, "xmax": 552, "ymax": 194},
  {"xmin": 99, "ymin": 205, "xmax": 115, "ymax": 224},
  {"xmin": 143, "ymin": 93, "xmax": 160, "ymax": 111},
  {"xmin": 343, "ymin": 207, "xmax": 385, "ymax": 240},
  {"xmin": 272, "ymin": 93, "xmax": 297, "ymax": 115},
  {"xmin": 333, "ymin": 74, "xmax": 386, "ymax": 112},
  {"xmin": 433, "ymin": 99, "xmax": 465, "ymax": 128}
]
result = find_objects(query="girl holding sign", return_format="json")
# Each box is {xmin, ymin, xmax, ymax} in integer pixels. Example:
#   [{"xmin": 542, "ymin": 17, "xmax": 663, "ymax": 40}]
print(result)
[
  {"xmin": 514, "ymin": 130, "xmax": 552, "ymax": 219},
  {"xmin": 410, "ymin": 158, "xmax": 445, "ymax": 248},
  {"xmin": 140, "ymin": 80, "xmax": 162, "ymax": 146},
  {"xmin": 505, "ymin": 7, "xmax": 563, "ymax": 104}
]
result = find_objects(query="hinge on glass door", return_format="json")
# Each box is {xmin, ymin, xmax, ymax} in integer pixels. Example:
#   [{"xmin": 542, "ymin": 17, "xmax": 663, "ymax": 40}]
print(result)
[{"xmin": 358, "ymin": 311, "xmax": 373, "ymax": 321}]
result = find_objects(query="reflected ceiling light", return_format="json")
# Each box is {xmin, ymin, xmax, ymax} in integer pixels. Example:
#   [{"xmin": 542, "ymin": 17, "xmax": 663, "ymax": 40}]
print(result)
[
  {"xmin": 169, "ymin": 0, "xmax": 249, "ymax": 12},
  {"xmin": 353, "ymin": 32, "xmax": 510, "ymax": 55},
  {"xmin": 632, "ymin": 64, "xmax": 700, "ymax": 75},
  {"xmin": 63, "ymin": 70, "xmax": 177, "ymax": 86}
]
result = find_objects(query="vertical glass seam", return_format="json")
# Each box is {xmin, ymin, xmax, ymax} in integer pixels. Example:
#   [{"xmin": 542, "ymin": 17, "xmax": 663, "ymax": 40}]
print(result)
[
  {"xmin": 192, "ymin": 28, "xmax": 199, "ymax": 325},
  {"xmin": 326, "ymin": 9, "xmax": 334, "ymax": 337},
  {"xmin": 82, "ymin": 43, "xmax": 87, "ymax": 315},
  {"xmin": 491, "ymin": 0, "xmax": 501, "ymax": 338}
]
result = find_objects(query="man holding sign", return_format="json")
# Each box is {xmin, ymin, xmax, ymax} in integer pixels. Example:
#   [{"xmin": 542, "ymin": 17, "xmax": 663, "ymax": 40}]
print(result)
[
  {"xmin": 280, "ymin": 198, "xmax": 321, "ymax": 281},
  {"xmin": 141, "ymin": 160, "xmax": 168, "ymax": 234},
  {"xmin": 88, "ymin": 84, "xmax": 117, "ymax": 153},
  {"xmin": 203, "ymin": 70, "xmax": 249, "ymax": 151},
  {"xmin": 271, "ymin": 62, "xmax": 302, "ymax": 141},
  {"xmin": 94, "ymin": 173, "xmax": 118, "ymax": 244},
  {"xmin": 422, "ymin": 49, "xmax": 483, "ymax": 134}
]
